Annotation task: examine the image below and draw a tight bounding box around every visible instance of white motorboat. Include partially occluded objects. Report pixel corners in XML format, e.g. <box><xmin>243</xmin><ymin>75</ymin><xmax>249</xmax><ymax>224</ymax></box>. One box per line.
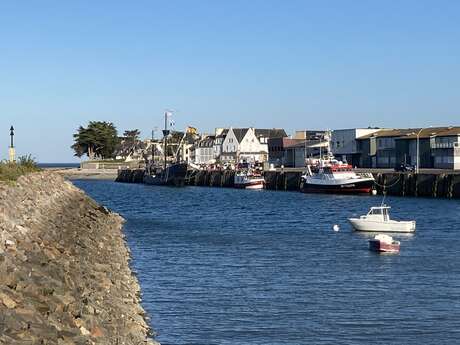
<box><xmin>348</xmin><ymin>205</ymin><xmax>416</xmax><ymax>233</ymax></box>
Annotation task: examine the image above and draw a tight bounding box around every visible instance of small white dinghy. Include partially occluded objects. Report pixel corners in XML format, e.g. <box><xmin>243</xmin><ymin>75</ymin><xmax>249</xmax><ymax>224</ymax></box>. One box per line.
<box><xmin>348</xmin><ymin>205</ymin><xmax>416</xmax><ymax>233</ymax></box>
<box><xmin>369</xmin><ymin>234</ymin><xmax>400</xmax><ymax>253</ymax></box>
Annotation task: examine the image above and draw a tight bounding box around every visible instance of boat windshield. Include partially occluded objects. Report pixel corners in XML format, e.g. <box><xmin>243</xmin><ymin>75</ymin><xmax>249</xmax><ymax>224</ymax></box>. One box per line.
<box><xmin>369</xmin><ymin>208</ymin><xmax>389</xmax><ymax>216</ymax></box>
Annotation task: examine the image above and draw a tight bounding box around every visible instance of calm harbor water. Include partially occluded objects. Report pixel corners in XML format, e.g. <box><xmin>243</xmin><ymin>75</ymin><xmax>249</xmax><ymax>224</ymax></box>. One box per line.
<box><xmin>74</xmin><ymin>180</ymin><xmax>460</xmax><ymax>345</ymax></box>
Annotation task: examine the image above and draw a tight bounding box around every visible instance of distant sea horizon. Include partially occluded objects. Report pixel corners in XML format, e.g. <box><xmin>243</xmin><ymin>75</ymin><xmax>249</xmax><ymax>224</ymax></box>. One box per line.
<box><xmin>38</xmin><ymin>163</ymin><xmax>80</xmax><ymax>169</ymax></box>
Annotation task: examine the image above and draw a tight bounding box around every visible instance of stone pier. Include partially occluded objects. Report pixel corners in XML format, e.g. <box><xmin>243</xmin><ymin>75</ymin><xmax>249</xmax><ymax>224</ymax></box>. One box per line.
<box><xmin>0</xmin><ymin>172</ymin><xmax>158</xmax><ymax>345</ymax></box>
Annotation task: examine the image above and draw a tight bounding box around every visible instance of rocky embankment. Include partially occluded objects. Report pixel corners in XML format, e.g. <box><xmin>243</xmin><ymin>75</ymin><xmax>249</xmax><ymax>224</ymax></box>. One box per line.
<box><xmin>0</xmin><ymin>172</ymin><xmax>158</xmax><ymax>344</ymax></box>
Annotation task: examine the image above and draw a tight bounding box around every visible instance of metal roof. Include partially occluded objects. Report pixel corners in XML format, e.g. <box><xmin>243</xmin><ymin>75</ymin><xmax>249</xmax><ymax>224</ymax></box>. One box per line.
<box><xmin>357</xmin><ymin>126</ymin><xmax>460</xmax><ymax>140</ymax></box>
<box><xmin>357</xmin><ymin>128</ymin><xmax>416</xmax><ymax>139</ymax></box>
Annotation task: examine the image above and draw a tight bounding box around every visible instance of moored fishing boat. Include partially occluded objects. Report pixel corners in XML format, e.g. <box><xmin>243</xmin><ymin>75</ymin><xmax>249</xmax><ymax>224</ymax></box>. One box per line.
<box><xmin>300</xmin><ymin>159</ymin><xmax>375</xmax><ymax>194</ymax></box>
<box><xmin>144</xmin><ymin>162</ymin><xmax>188</xmax><ymax>187</ymax></box>
<box><xmin>143</xmin><ymin>111</ymin><xmax>188</xmax><ymax>187</ymax></box>
<box><xmin>300</xmin><ymin>130</ymin><xmax>375</xmax><ymax>195</ymax></box>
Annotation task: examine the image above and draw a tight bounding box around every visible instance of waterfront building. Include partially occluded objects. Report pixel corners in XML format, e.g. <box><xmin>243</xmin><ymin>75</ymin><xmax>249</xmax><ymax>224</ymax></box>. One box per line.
<box><xmin>212</xmin><ymin>128</ymin><xmax>228</xmax><ymax>162</ymax></box>
<box><xmin>357</xmin><ymin>129</ymin><xmax>416</xmax><ymax>168</ymax></box>
<box><xmin>193</xmin><ymin>135</ymin><xmax>216</xmax><ymax>164</ymax></box>
<box><xmin>293</xmin><ymin>130</ymin><xmax>326</xmax><ymax>140</ymax></box>
<box><xmin>356</xmin><ymin>126</ymin><xmax>460</xmax><ymax>170</ymax></box>
<box><xmin>268</xmin><ymin>136</ymin><xmax>328</xmax><ymax>167</ymax></box>
<box><xmin>268</xmin><ymin>137</ymin><xmax>305</xmax><ymax>166</ymax></box>
<box><xmin>430</xmin><ymin>127</ymin><xmax>460</xmax><ymax>170</ymax></box>
<box><xmin>177</xmin><ymin>132</ymin><xmax>198</xmax><ymax>163</ymax></box>
<box><xmin>331</xmin><ymin>128</ymin><xmax>382</xmax><ymax>167</ymax></box>
<box><xmin>220</xmin><ymin>127</ymin><xmax>287</xmax><ymax>163</ymax></box>
<box><xmin>394</xmin><ymin>127</ymin><xmax>460</xmax><ymax>170</ymax></box>
<box><xmin>285</xmin><ymin>140</ymin><xmax>328</xmax><ymax>167</ymax></box>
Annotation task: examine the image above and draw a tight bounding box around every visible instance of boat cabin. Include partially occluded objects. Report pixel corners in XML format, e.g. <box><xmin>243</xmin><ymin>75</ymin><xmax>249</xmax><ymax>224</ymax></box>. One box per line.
<box><xmin>322</xmin><ymin>164</ymin><xmax>353</xmax><ymax>174</ymax></box>
<box><xmin>364</xmin><ymin>206</ymin><xmax>391</xmax><ymax>221</ymax></box>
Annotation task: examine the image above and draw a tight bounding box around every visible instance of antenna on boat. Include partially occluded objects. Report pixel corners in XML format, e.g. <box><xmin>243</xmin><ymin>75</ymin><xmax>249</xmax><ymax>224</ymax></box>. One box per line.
<box><xmin>381</xmin><ymin>189</ymin><xmax>387</xmax><ymax>207</ymax></box>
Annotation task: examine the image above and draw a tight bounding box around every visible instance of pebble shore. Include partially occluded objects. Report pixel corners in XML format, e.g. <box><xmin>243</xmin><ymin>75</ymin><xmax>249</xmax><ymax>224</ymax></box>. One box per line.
<box><xmin>0</xmin><ymin>172</ymin><xmax>158</xmax><ymax>344</ymax></box>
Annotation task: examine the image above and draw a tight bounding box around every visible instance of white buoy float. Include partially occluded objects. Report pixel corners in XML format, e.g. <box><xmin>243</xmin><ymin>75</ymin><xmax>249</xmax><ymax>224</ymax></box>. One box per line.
<box><xmin>332</xmin><ymin>224</ymin><xmax>340</xmax><ymax>232</ymax></box>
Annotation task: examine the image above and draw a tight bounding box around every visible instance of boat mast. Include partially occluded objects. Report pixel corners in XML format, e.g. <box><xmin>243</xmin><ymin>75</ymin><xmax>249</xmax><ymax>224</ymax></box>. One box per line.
<box><xmin>162</xmin><ymin>112</ymin><xmax>170</xmax><ymax>171</ymax></box>
<box><xmin>319</xmin><ymin>135</ymin><xmax>322</xmax><ymax>166</ymax></box>
<box><xmin>151</xmin><ymin>129</ymin><xmax>155</xmax><ymax>164</ymax></box>
<box><xmin>304</xmin><ymin>129</ymin><xmax>307</xmax><ymax>166</ymax></box>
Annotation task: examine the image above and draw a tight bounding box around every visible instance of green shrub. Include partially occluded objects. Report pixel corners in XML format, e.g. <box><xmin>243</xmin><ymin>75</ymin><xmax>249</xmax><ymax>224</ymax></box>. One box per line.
<box><xmin>0</xmin><ymin>155</ymin><xmax>41</xmax><ymax>182</ymax></box>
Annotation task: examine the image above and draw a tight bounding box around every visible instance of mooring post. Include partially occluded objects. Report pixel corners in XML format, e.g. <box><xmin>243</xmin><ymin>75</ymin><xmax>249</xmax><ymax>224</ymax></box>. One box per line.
<box><xmin>448</xmin><ymin>175</ymin><xmax>453</xmax><ymax>199</ymax></box>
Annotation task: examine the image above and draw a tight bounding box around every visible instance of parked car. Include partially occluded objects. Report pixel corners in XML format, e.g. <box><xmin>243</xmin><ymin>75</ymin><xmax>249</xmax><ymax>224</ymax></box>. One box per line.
<box><xmin>394</xmin><ymin>163</ymin><xmax>415</xmax><ymax>172</ymax></box>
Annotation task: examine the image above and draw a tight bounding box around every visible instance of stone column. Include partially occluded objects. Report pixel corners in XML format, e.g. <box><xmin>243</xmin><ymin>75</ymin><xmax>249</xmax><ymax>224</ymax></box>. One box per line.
<box><xmin>9</xmin><ymin>147</ymin><xmax>16</xmax><ymax>163</ymax></box>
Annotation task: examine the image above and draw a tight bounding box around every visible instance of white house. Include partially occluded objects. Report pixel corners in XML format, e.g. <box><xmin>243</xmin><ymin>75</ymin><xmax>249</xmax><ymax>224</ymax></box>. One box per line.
<box><xmin>193</xmin><ymin>135</ymin><xmax>216</xmax><ymax>164</ymax></box>
<box><xmin>220</xmin><ymin>127</ymin><xmax>287</xmax><ymax>163</ymax></box>
<box><xmin>213</xmin><ymin>128</ymin><xmax>227</xmax><ymax>162</ymax></box>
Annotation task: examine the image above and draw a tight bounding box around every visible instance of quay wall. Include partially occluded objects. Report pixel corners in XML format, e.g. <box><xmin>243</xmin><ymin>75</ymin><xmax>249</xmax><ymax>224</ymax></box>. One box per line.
<box><xmin>373</xmin><ymin>172</ymin><xmax>460</xmax><ymax>198</ymax></box>
<box><xmin>0</xmin><ymin>172</ymin><xmax>158</xmax><ymax>344</ymax></box>
<box><xmin>116</xmin><ymin>169</ymin><xmax>146</xmax><ymax>183</ymax></box>
<box><xmin>115</xmin><ymin>169</ymin><xmax>460</xmax><ymax>198</ymax></box>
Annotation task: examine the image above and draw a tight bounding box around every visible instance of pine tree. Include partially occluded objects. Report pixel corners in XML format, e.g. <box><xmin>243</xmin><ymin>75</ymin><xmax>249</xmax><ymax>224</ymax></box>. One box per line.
<box><xmin>71</xmin><ymin>121</ymin><xmax>120</xmax><ymax>160</ymax></box>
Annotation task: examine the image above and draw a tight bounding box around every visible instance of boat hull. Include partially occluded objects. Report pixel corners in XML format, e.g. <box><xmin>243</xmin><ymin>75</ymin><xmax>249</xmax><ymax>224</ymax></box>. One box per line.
<box><xmin>348</xmin><ymin>218</ymin><xmax>416</xmax><ymax>233</ymax></box>
<box><xmin>143</xmin><ymin>163</ymin><xmax>188</xmax><ymax>187</ymax></box>
<box><xmin>301</xmin><ymin>179</ymin><xmax>374</xmax><ymax>194</ymax></box>
<box><xmin>369</xmin><ymin>239</ymin><xmax>400</xmax><ymax>253</ymax></box>
<box><xmin>234</xmin><ymin>180</ymin><xmax>265</xmax><ymax>190</ymax></box>
<box><xmin>234</xmin><ymin>174</ymin><xmax>265</xmax><ymax>190</ymax></box>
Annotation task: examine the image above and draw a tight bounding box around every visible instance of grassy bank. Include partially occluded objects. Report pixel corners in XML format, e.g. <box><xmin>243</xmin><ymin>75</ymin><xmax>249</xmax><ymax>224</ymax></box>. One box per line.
<box><xmin>0</xmin><ymin>155</ymin><xmax>40</xmax><ymax>182</ymax></box>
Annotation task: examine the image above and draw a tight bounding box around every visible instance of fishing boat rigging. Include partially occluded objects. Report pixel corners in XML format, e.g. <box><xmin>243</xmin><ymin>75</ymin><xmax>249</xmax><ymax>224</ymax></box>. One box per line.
<box><xmin>143</xmin><ymin>111</ymin><xmax>188</xmax><ymax>187</ymax></box>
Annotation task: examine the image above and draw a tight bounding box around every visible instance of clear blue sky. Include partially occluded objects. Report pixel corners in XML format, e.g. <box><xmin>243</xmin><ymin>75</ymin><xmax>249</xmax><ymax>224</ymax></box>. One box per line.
<box><xmin>1</xmin><ymin>0</ymin><xmax>459</xmax><ymax>162</ymax></box>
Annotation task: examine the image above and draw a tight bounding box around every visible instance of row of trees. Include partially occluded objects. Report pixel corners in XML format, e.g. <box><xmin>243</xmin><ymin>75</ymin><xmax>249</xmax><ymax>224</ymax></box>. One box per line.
<box><xmin>71</xmin><ymin>121</ymin><xmax>141</xmax><ymax>160</ymax></box>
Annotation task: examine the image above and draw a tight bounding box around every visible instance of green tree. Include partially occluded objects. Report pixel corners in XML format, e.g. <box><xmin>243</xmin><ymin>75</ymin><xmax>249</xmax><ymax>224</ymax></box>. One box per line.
<box><xmin>71</xmin><ymin>121</ymin><xmax>120</xmax><ymax>160</ymax></box>
<box><xmin>123</xmin><ymin>129</ymin><xmax>140</xmax><ymax>140</ymax></box>
<box><xmin>123</xmin><ymin>129</ymin><xmax>141</xmax><ymax>147</ymax></box>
